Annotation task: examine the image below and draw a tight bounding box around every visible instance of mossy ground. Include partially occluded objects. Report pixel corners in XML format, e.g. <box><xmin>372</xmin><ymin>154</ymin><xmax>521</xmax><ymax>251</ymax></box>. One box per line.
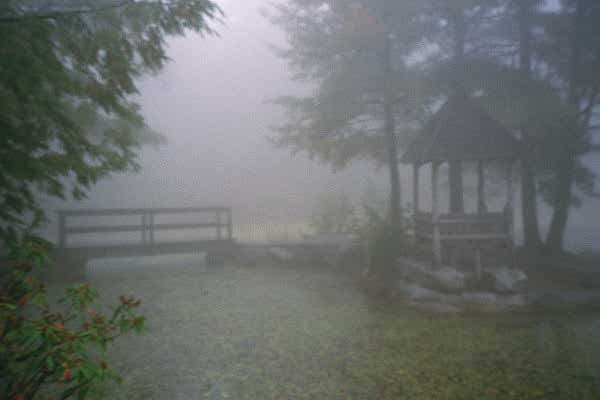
<box><xmin>64</xmin><ymin>257</ymin><xmax>600</xmax><ymax>399</ymax></box>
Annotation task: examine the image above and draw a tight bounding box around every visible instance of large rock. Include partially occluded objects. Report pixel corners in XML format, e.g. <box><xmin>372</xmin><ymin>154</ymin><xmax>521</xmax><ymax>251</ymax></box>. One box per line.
<box><xmin>267</xmin><ymin>247</ymin><xmax>295</xmax><ymax>262</ymax></box>
<box><xmin>302</xmin><ymin>233</ymin><xmax>357</xmax><ymax>249</ymax></box>
<box><xmin>394</xmin><ymin>280</ymin><xmax>531</xmax><ymax>313</ymax></box>
<box><xmin>461</xmin><ymin>292</ymin><xmax>528</xmax><ymax>310</ymax></box>
<box><xmin>527</xmin><ymin>290</ymin><xmax>600</xmax><ymax>307</ymax></box>
<box><xmin>397</xmin><ymin>257</ymin><xmax>467</xmax><ymax>293</ymax></box>
<box><xmin>393</xmin><ymin>281</ymin><xmax>462</xmax><ymax>313</ymax></box>
<box><xmin>394</xmin><ymin>281</ymin><xmax>460</xmax><ymax>303</ymax></box>
<box><xmin>406</xmin><ymin>301</ymin><xmax>462</xmax><ymax>314</ymax></box>
<box><xmin>238</xmin><ymin>245</ymin><xmax>299</xmax><ymax>265</ymax></box>
<box><xmin>236</xmin><ymin>245</ymin><xmax>271</xmax><ymax>266</ymax></box>
<box><xmin>302</xmin><ymin>233</ymin><xmax>359</xmax><ymax>267</ymax></box>
<box><xmin>483</xmin><ymin>267</ymin><xmax>528</xmax><ymax>293</ymax></box>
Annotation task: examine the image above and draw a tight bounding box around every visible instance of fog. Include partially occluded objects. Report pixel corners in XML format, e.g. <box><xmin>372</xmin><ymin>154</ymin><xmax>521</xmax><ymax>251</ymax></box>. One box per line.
<box><xmin>39</xmin><ymin>0</ymin><xmax>599</xmax><ymax>251</ymax></box>
<box><xmin>4</xmin><ymin>2</ymin><xmax>600</xmax><ymax>399</ymax></box>
<box><xmin>42</xmin><ymin>0</ymin><xmax>388</xmax><ymax>239</ymax></box>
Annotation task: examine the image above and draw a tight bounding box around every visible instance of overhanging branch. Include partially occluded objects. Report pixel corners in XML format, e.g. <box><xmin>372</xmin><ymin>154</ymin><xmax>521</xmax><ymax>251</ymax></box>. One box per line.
<box><xmin>0</xmin><ymin>0</ymin><xmax>148</xmax><ymax>23</ymax></box>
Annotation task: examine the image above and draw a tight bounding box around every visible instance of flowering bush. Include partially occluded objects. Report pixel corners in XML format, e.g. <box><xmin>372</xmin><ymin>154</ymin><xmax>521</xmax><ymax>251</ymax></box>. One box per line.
<box><xmin>0</xmin><ymin>236</ymin><xmax>146</xmax><ymax>400</ymax></box>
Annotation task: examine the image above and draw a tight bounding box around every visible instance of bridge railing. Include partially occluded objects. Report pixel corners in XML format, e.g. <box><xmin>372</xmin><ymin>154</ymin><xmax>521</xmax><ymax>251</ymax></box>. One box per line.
<box><xmin>57</xmin><ymin>207</ymin><xmax>233</xmax><ymax>249</ymax></box>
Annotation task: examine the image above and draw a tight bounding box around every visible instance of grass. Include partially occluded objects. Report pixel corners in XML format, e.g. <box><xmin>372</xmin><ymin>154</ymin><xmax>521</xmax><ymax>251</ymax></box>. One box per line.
<box><xmin>55</xmin><ymin>257</ymin><xmax>600</xmax><ymax>399</ymax></box>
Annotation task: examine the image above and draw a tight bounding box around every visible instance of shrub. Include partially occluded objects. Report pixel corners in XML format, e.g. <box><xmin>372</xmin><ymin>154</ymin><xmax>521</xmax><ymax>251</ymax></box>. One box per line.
<box><xmin>355</xmin><ymin>205</ymin><xmax>407</xmax><ymax>281</ymax></box>
<box><xmin>0</xmin><ymin>236</ymin><xmax>145</xmax><ymax>400</ymax></box>
<box><xmin>309</xmin><ymin>192</ymin><xmax>358</xmax><ymax>234</ymax></box>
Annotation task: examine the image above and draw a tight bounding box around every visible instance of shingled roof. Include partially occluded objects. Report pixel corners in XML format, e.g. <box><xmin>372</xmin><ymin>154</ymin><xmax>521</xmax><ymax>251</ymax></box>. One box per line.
<box><xmin>402</xmin><ymin>92</ymin><xmax>520</xmax><ymax>164</ymax></box>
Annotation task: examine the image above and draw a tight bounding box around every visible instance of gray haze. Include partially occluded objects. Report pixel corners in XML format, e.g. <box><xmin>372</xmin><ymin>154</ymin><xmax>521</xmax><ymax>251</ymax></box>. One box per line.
<box><xmin>44</xmin><ymin>0</ymin><xmax>390</xmax><ymax>234</ymax></box>
<box><xmin>44</xmin><ymin>0</ymin><xmax>599</xmax><ymax>250</ymax></box>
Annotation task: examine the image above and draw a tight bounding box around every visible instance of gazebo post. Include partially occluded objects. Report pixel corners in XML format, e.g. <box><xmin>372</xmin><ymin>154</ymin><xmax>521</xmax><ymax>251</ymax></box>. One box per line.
<box><xmin>413</xmin><ymin>163</ymin><xmax>420</xmax><ymax>216</ymax></box>
<box><xmin>431</xmin><ymin>161</ymin><xmax>442</xmax><ymax>266</ymax></box>
<box><xmin>505</xmin><ymin>160</ymin><xmax>515</xmax><ymax>265</ymax></box>
<box><xmin>449</xmin><ymin>160</ymin><xmax>464</xmax><ymax>214</ymax></box>
<box><xmin>477</xmin><ymin>160</ymin><xmax>487</xmax><ymax>214</ymax></box>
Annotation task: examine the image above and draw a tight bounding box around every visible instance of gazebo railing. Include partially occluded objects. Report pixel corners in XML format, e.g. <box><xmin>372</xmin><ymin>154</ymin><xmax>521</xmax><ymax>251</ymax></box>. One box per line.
<box><xmin>414</xmin><ymin>211</ymin><xmax>509</xmax><ymax>241</ymax></box>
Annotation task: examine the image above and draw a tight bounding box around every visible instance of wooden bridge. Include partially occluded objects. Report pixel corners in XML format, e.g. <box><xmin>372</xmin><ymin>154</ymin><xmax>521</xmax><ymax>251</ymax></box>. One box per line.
<box><xmin>52</xmin><ymin>207</ymin><xmax>238</xmax><ymax>280</ymax></box>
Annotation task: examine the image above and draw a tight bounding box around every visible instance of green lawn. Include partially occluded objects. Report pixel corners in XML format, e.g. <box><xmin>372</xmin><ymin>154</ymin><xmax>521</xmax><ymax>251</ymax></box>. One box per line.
<box><xmin>72</xmin><ymin>257</ymin><xmax>600</xmax><ymax>399</ymax></box>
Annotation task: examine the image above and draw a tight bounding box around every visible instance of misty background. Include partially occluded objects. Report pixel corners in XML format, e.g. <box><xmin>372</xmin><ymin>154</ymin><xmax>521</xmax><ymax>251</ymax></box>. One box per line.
<box><xmin>41</xmin><ymin>0</ymin><xmax>599</xmax><ymax>251</ymax></box>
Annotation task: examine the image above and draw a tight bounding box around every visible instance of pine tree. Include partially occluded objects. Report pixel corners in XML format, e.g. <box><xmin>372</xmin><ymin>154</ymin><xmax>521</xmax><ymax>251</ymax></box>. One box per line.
<box><xmin>269</xmin><ymin>0</ymin><xmax>430</xmax><ymax>228</ymax></box>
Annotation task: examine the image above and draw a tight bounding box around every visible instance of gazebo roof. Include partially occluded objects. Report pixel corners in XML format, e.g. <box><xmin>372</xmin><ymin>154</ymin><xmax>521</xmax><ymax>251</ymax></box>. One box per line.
<box><xmin>402</xmin><ymin>92</ymin><xmax>520</xmax><ymax>164</ymax></box>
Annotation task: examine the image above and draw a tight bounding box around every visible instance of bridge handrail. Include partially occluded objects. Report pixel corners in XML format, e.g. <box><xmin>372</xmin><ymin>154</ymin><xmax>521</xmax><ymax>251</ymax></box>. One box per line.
<box><xmin>57</xmin><ymin>207</ymin><xmax>233</xmax><ymax>249</ymax></box>
<box><xmin>57</xmin><ymin>206</ymin><xmax>230</xmax><ymax>217</ymax></box>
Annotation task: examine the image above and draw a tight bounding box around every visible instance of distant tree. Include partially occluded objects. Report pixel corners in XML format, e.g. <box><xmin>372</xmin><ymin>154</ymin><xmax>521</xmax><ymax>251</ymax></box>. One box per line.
<box><xmin>451</xmin><ymin>0</ymin><xmax>549</xmax><ymax>250</ymax></box>
<box><xmin>0</xmin><ymin>0</ymin><xmax>220</xmax><ymax>239</ymax></box>
<box><xmin>269</xmin><ymin>0</ymin><xmax>431</xmax><ymax>229</ymax></box>
<box><xmin>421</xmin><ymin>0</ymin><xmax>598</xmax><ymax>252</ymax></box>
<box><xmin>536</xmin><ymin>0</ymin><xmax>600</xmax><ymax>249</ymax></box>
<box><xmin>470</xmin><ymin>0</ymin><xmax>600</xmax><ymax>251</ymax></box>
<box><xmin>271</xmin><ymin>0</ymin><xmax>599</xmax><ymax>252</ymax></box>
<box><xmin>515</xmin><ymin>0</ymin><xmax>543</xmax><ymax>249</ymax></box>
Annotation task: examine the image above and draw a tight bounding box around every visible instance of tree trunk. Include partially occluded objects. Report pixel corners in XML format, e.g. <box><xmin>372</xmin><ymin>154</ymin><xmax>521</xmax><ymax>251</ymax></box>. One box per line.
<box><xmin>518</xmin><ymin>0</ymin><xmax>542</xmax><ymax>249</ymax></box>
<box><xmin>448</xmin><ymin>8</ymin><xmax>465</xmax><ymax>215</ymax></box>
<box><xmin>383</xmin><ymin>34</ymin><xmax>401</xmax><ymax>228</ymax></box>
<box><xmin>546</xmin><ymin>0</ymin><xmax>584</xmax><ymax>251</ymax></box>
<box><xmin>520</xmin><ymin>151</ymin><xmax>542</xmax><ymax>248</ymax></box>
<box><xmin>451</xmin><ymin>7</ymin><xmax>466</xmax><ymax>79</ymax></box>
<box><xmin>519</xmin><ymin>0</ymin><xmax>532</xmax><ymax>75</ymax></box>
<box><xmin>546</xmin><ymin>154</ymin><xmax>575</xmax><ymax>249</ymax></box>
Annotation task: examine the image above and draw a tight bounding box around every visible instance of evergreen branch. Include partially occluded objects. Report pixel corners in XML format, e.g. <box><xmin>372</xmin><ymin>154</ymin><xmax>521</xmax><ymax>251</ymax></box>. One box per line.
<box><xmin>0</xmin><ymin>0</ymin><xmax>174</xmax><ymax>23</ymax></box>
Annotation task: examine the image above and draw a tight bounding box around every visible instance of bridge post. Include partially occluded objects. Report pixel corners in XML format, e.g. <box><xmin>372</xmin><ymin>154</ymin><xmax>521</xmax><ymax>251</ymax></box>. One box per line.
<box><xmin>141</xmin><ymin>213</ymin><xmax>147</xmax><ymax>245</ymax></box>
<box><xmin>216</xmin><ymin>211</ymin><xmax>222</xmax><ymax>240</ymax></box>
<box><xmin>149</xmin><ymin>212</ymin><xmax>154</xmax><ymax>246</ymax></box>
<box><xmin>227</xmin><ymin>208</ymin><xmax>233</xmax><ymax>241</ymax></box>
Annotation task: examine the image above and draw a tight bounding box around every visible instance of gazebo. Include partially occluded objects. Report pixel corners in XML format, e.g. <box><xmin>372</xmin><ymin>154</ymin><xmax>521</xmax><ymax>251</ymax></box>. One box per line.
<box><xmin>402</xmin><ymin>92</ymin><xmax>520</xmax><ymax>270</ymax></box>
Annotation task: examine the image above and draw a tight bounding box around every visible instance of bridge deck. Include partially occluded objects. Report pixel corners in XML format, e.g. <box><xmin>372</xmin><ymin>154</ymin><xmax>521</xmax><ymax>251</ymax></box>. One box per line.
<box><xmin>57</xmin><ymin>239</ymin><xmax>237</xmax><ymax>260</ymax></box>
